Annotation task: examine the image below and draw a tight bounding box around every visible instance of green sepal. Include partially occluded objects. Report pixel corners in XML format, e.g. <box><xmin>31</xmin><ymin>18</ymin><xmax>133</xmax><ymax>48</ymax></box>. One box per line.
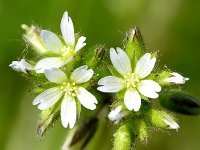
<box><xmin>21</xmin><ymin>24</ymin><xmax>49</xmax><ymax>54</ymax></box>
<box><xmin>108</xmin><ymin>65</ymin><xmax>122</xmax><ymax>78</ymax></box>
<box><xmin>113</xmin><ymin>124</ymin><xmax>133</xmax><ymax>150</ymax></box>
<box><xmin>36</xmin><ymin>102</ymin><xmax>60</xmax><ymax>138</ymax></box>
<box><xmin>138</xmin><ymin>120</ymin><xmax>148</xmax><ymax>143</ymax></box>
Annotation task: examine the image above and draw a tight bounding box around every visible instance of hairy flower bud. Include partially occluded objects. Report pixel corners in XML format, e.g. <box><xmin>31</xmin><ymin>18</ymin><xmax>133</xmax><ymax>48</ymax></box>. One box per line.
<box><xmin>125</xmin><ymin>27</ymin><xmax>145</xmax><ymax>67</ymax></box>
<box><xmin>113</xmin><ymin>124</ymin><xmax>133</xmax><ymax>150</ymax></box>
<box><xmin>37</xmin><ymin>105</ymin><xmax>60</xmax><ymax>137</ymax></box>
<box><xmin>147</xmin><ymin>109</ymin><xmax>179</xmax><ymax>130</ymax></box>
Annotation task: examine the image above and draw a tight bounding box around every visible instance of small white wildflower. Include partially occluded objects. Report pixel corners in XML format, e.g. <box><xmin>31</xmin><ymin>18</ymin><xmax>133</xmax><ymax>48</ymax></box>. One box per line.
<box><xmin>9</xmin><ymin>59</ymin><xmax>33</xmax><ymax>73</ymax></box>
<box><xmin>97</xmin><ymin>48</ymin><xmax>161</xmax><ymax>111</ymax></box>
<box><xmin>34</xmin><ymin>11</ymin><xmax>86</xmax><ymax>73</ymax></box>
<box><xmin>163</xmin><ymin>118</ymin><xmax>180</xmax><ymax>130</ymax></box>
<box><xmin>33</xmin><ymin>65</ymin><xmax>97</xmax><ymax>128</ymax></box>
<box><xmin>108</xmin><ymin>106</ymin><xmax>124</xmax><ymax>124</ymax></box>
<box><xmin>164</xmin><ymin>72</ymin><xmax>189</xmax><ymax>84</ymax></box>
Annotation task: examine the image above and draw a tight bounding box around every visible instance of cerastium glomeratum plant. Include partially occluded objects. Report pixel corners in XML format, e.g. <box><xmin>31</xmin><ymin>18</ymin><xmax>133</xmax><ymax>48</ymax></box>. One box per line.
<box><xmin>10</xmin><ymin>11</ymin><xmax>200</xmax><ymax>150</ymax></box>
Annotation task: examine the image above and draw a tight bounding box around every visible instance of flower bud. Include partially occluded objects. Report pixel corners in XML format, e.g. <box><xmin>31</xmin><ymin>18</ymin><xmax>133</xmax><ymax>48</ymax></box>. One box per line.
<box><xmin>138</xmin><ymin>120</ymin><xmax>148</xmax><ymax>143</ymax></box>
<box><xmin>113</xmin><ymin>124</ymin><xmax>132</xmax><ymax>150</ymax></box>
<box><xmin>108</xmin><ymin>106</ymin><xmax>125</xmax><ymax>124</ymax></box>
<box><xmin>83</xmin><ymin>46</ymin><xmax>106</xmax><ymax>68</ymax></box>
<box><xmin>125</xmin><ymin>27</ymin><xmax>145</xmax><ymax>67</ymax></box>
<box><xmin>21</xmin><ymin>24</ymin><xmax>49</xmax><ymax>53</ymax></box>
<box><xmin>147</xmin><ymin>109</ymin><xmax>179</xmax><ymax>130</ymax></box>
<box><xmin>37</xmin><ymin>105</ymin><xmax>60</xmax><ymax>137</ymax></box>
<box><xmin>159</xmin><ymin>90</ymin><xmax>200</xmax><ymax>115</ymax></box>
<box><xmin>9</xmin><ymin>59</ymin><xmax>34</xmax><ymax>73</ymax></box>
<box><xmin>163</xmin><ymin>72</ymin><xmax>189</xmax><ymax>84</ymax></box>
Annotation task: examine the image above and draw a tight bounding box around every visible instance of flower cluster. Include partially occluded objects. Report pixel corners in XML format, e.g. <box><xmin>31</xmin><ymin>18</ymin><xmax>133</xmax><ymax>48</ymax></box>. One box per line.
<box><xmin>10</xmin><ymin>10</ymin><xmax>193</xmax><ymax>149</ymax></box>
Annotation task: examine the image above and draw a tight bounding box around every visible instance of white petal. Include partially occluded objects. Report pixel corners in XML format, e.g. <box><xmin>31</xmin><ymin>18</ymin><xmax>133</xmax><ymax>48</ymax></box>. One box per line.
<box><xmin>124</xmin><ymin>89</ymin><xmax>141</xmax><ymax>111</ymax></box>
<box><xmin>108</xmin><ymin>106</ymin><xmax>124</xmax><ymax>124</ymax></box>
<box><xmin>34</xmin><ymin>57</ymin><xmax>65</xmax><ymax>73</ymax></box>
<box><xmin>9</xmin><ymin>59</ymin><xmax>33</xmax><ymax>73</ymax></box>
<box><xmin>75</xmin><ymin>36</ymin><xmax>86</xmax><ymax>53</ymax></box>
<box><xmin>135</xmin><ymin>53</ymin><xmax>156</xmax><ymax>79</ymax></box>
<box><xmin>61</xmin><ymin>96</ymin><xmax>76</xmax><ymax>128</ymax></box>
<box><xmin>97</xmin><ymin>76</ymin><xmax>124</xmax><ymax>93</ymax></box>
<box><xmin>165</xmin><ymin>72</ymin><xmax>189</xmax><ymax>84</ymax></box>
<box><xmin>60</xmin><ymin>11</ymin><xmax>75</xmax><ymax>47</ymax></box>
<box><xmin>138</xmin><ymin>80</ymin><xmax>161</xmax><ymax>99</ymax></box>
<box><xmin>44</xmin><ymin>68</ymin><xmax>67</xmax><ymax>84</ymax></box>
<box><xmin>33</xmin><ymin>87</ymin><xmax>62</xmax><ymax>110</ymax></box>
<box><xmin>70</xmin><ymin>65</ymin><xmax>93</xmax><ymax>84</ymax></box>
<box><xmin>41</xmin><ymin>30</ymin><xmax>63</xmax><ymax>54</ymax></box>
<box><xmin>163</xmin><ymin>118</ymin><xmax>180</xmax><ymax>130</ymax></box>
<box><xmin>9</xmin><ymin>61</ymin><xmax>21</xmax><ymax>72</ymax></box>
<box><xmin>110</xmin><ymin>47</ymin><xmax>132</xmax><ymax>76</ymax></box>
<box><xmin>20</xmin><ymin>59</ymin><xmax>34</xmax><ymax>72</ymax></box>
<box><xmin>76</xmin><ymin>87</ymin><xmax>97</xmax><ymax>110</ymax></box>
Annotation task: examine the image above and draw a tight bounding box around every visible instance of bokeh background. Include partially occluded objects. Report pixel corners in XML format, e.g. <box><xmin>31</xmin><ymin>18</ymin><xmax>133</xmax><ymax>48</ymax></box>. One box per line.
<box><xmin>0</xmin><ymin>0</ymin><xmax>200</xmax><ymax>150</ymax></box>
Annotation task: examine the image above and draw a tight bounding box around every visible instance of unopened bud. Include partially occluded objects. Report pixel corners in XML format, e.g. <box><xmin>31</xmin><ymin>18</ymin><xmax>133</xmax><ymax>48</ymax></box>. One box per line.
<box><xmin>125</xmin><ymin>27</ymin><xmax>145</xmax><ymax>67</ymax></box>
<box><xmin>22</xmin><ymin>24</ymin><xmax>48</xmax><ymax>53</ymax></box>
<box><xmin>9</xmin><ymin>59</ymin><xmax>34</xmax><ymax>73</ymax></box>
<box><xmin>148</xmin><ymin>109</ymin><xmax>179</xmax><ymax>130</ymax></box>
<box><xmin>159</xmin><ymin>90</ymin><xmax>200</xmax><ymax>115</ymax></box>
<box><xmin>108</xmin><ymin>106</ymin><xmax>125</xmax><ymax>124</ymax></box>
<box><xmin>37</xmin><ymin>105</ymin><xmax>60</xmax><ymax>137</ymax></box>
<box><xmin>113</xmin><ymin>124</ymin><xmax>132</xmax><ymax>150</ymax></box>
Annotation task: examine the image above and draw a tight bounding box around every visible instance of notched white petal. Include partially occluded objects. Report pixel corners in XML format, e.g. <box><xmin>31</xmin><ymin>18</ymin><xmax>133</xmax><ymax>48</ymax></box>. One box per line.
<box><xmin>138</xmin><ymin>80</ymin><xmax>161</xmax><ymax>99</ymax></box>
<box><xmin>97</xmin><ymin>76</ymin><xmax>124</xmax><ymax>93</ymax></box>
<box><xmin>61</xmin><ymin>96</ymin><xmax>76</xmax><ymax>128</ymax></box>
<box><xmin>124</xmin><ymin>89</ymin><xmax>141</xmax><ymax>111</ymax></box>
<box><xmin>60</xmin><ymin>11</ymin><xmax>75</xmax><ymax>47</ymax></box>
<box><xmin>70</xmin><ymin>65</ymin><xmax>93</xmax><ymax>84</ymax></box>
<box><xmin>75</xmin><ymin>36</ymin><xmax>86</xmax><ymax>53</ymax></box>
<box><xmin>76</xmin><ymin>87</ymin><xmax>97</xmax><ymax>110</ymax></box>
<box><xmin>110</xmin><ymin>47</ymin><xmax>132</xmax><ymax>76</ymax></box>
<box><xmin>41</xmin><ymin>30</ymin><xmax>63</xmax><ymax>54</ymax></box>
<box><xmin>33</xmin><ymin>87</ymin><xmax>62</xmax><ymax>110</ymax></box>
<box><xmin>44</xmin><ymin>68</ymin><xmax>67</xmax><ymax>84</ymax></box>
<box><xmin>34</xmin><ymin>57</ymin><xmax>65</xmax><ymax>73</ymax></box>
<box><xmin>135</xmin><ymin>53</ymin><xmax>156</xmax><ymax>79</ymax></box>
<box><xmin>163</xmin><ymin>118</ymin><xmax>180</xmax><ymax>130</ymax></box>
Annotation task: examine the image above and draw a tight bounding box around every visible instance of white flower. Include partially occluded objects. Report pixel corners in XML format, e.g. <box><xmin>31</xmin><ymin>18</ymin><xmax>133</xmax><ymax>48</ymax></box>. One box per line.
<box><xmin>9</xmin><ymin>59</ymin><xmax>34</xmax><ymax>73</ymax></box>
<box><xmin>108</xmin><ymin>106</ymin><xmax>125</xmax><ymax>124</ymax></box>
<box><xmin>163</xmin><ymin>118</ymin><xmax>180</xmax><ymax>130</ymax></box>
<box><xmin>33</xmin><ymin>66</ymin><xmax>97</xmax><ymax>128</ymax></box>
<box><xmin>164</xmin><ymin>72</ymin><xmax>189</xmax><ymax>84</ymax></box>
<box><xmin>97</xmin><ymin>47</ymin><xmax>161</xmax><ymax>111</ymax></box>
<box><xmin>34</xmin><ymin>11</ymin><xmax>86</xmax><ymax>73</ymax></box>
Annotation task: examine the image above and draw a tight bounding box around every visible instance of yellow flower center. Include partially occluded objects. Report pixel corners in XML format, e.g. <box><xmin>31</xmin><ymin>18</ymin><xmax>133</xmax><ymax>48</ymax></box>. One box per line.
<box><xmin>60</xmin><ymin>82</ymin><xmax>77</xmax><ymax>97</ymax></box>
<box><xmin>60</xmin><ymin>46</ymin><xmax>74</xmax><ymax>59</ymax></box>
<box><xmin>123</xmin><ymin>73</ymin><xmax>140</xmax><ymax>89</ymax></box>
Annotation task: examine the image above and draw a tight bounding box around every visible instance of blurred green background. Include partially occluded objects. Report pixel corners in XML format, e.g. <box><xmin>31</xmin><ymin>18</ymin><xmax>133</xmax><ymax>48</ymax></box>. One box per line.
<box><xmin>0</xmin><ymin>0</ymin><xmax>200</xmax><ymax>150</ymax></box>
